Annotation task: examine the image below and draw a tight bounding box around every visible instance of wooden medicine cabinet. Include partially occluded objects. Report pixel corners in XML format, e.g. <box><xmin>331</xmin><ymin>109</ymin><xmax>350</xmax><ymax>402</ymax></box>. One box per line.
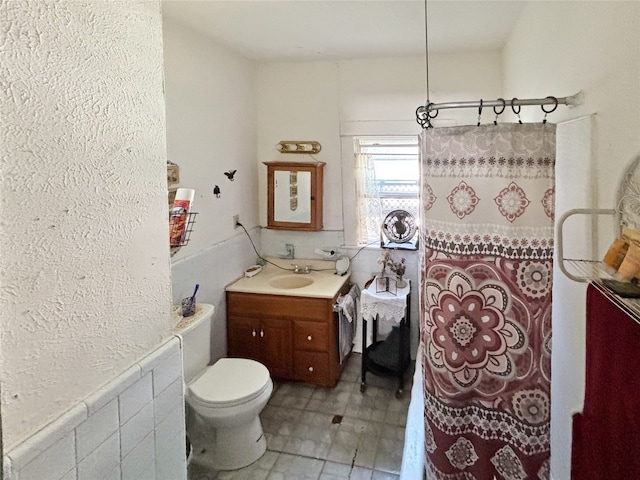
<box><xmin>264</xmin><ymin>161</ymin><xmax>324</xmax><ymax>231</ymax></box>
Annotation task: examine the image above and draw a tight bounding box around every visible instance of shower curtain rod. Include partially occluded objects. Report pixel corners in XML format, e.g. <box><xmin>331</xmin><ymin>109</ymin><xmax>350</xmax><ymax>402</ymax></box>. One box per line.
<box><xmin>418</xmin><ymin>92</ymin><xmax>583</xmax><ymax>114</ymax></box>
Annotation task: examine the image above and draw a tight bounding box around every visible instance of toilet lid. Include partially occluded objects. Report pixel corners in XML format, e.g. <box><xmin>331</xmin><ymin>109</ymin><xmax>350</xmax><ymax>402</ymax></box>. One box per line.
<box><xmin>187</xmin><ymin>358</ymin><xmax>271</xmax><ymax>408</ymax></box>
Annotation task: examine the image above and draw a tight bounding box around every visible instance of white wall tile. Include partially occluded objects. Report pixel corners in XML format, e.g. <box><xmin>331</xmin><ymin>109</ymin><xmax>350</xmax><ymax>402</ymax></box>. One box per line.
<box><xmin>138</xmin><ymin>338</ymin><xmax>180</xmax><ymax>377</ymax></box>
<box><xmin>8</xmin><ymin>403</ymin><xmax>86</xmax><ymax>470</ymax></box>
<box><xmin>3</xmin><ymin>455</ymin><xmax>15</xmax><ymax>480</ymax></box>
<box><xmin>154</xmin><ymin>378</ymin><xmax>183</xmax><ymax>426</ymax></box>
<box><xmin>155</xmin><ymin>406</ymin><xmax>185</xmax><ymax>449</ymax></box>
<box><xmin>76</xmin><ymin>399</ymin><xmax>119</xmax><ymax>462</ymax></box>
<box><xmin>102</xmin><ymin>467</ymin><xmax>122</xmax><ymax>480</ymax></box>
<box><xmin>85</xmin><ymin>365</ymin><xmax>141</xmax><ymax>416</ymax></box>
<box><xmin>77</xmin><ymin>432</ymin><xmax>120</xmax><ymax>480</ymax></box>
<box><xmin>156</xmin><ymin>445</ymin><xmax>186</xmax><ymax>480</ymax></box>
<box><xmin>152</xmin><ymin>351</ymin><xmax>182</xmax><ymax>396</ymax></box>
<box><xmin>8</xmin><ymin>338</ymin><xmax>187</xmax><ymax>480</ymax></box>
<box><xmin>170</xmin><ymin>233</ymin><xmax>260</xmax><ymax>363</ymax></box>
<box><xmin>121</xmin><ymin>432</ymin><xmax>155</xmax><ymax>480</ymax></box>
<box><xmin>155</xmin><ymin>407</ymin><xmax>187</xmax><ymax>480</ymax></box>
<box><xmin>17</xmin><ymin>432</ymin><xmax>75</xmax><ymax>480</ymax></box>
<box><xmin>120</xmin><ymin>402</ymin><xmax>155</xmax><ymax>459</ymax></box>
<box><xmin>60</xmin><ymin>468</ymin><xmax>77</xmax><ymax>480</ymax></box>
<box><xmin>119</xmin><ymin>373</ymin><xmax>153</xmax><ymax>426</ymax></box>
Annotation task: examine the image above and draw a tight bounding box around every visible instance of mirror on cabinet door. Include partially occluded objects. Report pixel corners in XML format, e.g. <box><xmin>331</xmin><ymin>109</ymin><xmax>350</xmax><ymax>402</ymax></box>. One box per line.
<box><xmin>264</xmin><ymin>161</ymin><xmax>325</xmax><ymax>231</ymax></box>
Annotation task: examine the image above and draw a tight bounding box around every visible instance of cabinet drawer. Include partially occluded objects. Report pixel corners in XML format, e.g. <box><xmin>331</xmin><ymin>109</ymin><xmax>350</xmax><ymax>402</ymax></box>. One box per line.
<box><xmin>294</xmin><ymin>321</ymin><xmax>329</xmax><ymax>351</ymax></box>
<box><xmin>227</xmin><ymin>292</ymin><xmax>328</xmax><ymax>321</ymax></box>
<box><xmin>293</xmin><ymin>351</ymin><xmax>330</xmax><ymax>385</ymax></box>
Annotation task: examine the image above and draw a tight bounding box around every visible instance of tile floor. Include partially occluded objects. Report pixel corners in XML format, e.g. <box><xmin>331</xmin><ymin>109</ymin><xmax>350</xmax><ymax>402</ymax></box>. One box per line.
<box><xmin>188</xmin><ymin>353</ymin><xmax>414</xmax><ymax>480</ymax></box>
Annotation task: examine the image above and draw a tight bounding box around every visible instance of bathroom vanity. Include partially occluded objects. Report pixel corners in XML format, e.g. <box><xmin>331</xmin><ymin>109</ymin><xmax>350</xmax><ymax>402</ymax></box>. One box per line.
<box><xmin>226</xmin><ymin>258</ymin><xmax>351</xmax><ymax>387</ymax></box>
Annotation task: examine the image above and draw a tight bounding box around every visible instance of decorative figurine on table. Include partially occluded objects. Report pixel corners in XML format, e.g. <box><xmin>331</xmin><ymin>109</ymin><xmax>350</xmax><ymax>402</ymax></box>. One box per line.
<box><xmin>377</xmin><ymin>251</ymin><xmax>407</xmax><ymax>289</ymax></box>
<box><xmin>377</xmin><ymin>250</ymin><xmax>391</xmax><ymax>276</ymax></box>
<box><xmin>390</xmin><ymin>257</ymin><xmax>407</xmax><ymax>288</ymax></box>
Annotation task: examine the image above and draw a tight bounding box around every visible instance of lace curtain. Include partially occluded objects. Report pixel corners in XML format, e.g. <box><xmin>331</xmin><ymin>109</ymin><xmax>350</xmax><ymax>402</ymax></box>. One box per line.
<box><xmin>355</xmin><ymin>153</ymin><xmax>383</xmax><ymax>244</ymax></box>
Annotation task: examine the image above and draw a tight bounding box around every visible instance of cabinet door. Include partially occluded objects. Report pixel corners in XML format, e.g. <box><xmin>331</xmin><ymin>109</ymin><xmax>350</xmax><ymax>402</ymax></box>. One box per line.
<box><xmin>227</xmin><ymin>316</ymin><xmax>261</xmax><ymax>362</ymax></box>
<box><xmin>263</xmin><ymin>161</ymin><xmax>325</xmax><ymax>231</ymax></box>
<box><xmin>260</xmin><ymin>318</ymin><xmax>292</xmax><ymax>378</ymax></box>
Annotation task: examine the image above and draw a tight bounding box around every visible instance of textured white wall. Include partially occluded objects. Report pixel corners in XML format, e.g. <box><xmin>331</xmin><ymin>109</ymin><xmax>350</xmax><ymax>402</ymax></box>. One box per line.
<box><xmin>503</xmin><ymin>3</ymin><xmax>640</xmax><ymax>479</ymax></box>
<box><xmin>163</xmin><ymin>18</ymin><xmax>259</xmax><ymax>259</ymax></box>
<box><xmin>0</xmin><ymin>0</ymin><xmax>172</xmax><ymax>449</ymax></box>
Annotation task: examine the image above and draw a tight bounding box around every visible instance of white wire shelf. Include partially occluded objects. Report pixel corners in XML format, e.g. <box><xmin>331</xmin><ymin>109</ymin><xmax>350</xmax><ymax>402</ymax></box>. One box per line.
<box><xmin>558</xmin><ymin>209</ymin><xmax>640</xmax><ymax>325</ymax></box>
<box><xmin>559</xmin><ymin>259</ymin><xmax>614</xmax><ymax>282</ymax></box>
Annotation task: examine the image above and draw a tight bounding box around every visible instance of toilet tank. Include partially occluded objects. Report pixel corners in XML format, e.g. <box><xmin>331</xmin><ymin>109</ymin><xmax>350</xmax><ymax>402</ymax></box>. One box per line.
<box><xmin>173</xmin><ymin>303</ymin><xmax>215</xmax><ymax>383</ymax></box>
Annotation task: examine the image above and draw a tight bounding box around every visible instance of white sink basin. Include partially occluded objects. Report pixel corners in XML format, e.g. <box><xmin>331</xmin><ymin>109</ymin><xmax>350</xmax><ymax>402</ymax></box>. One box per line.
<box><xmin>269</xmin><ymin>275</ymin><xmax>315</xmax><ymax>289</ymax></box>
<box><xmin>226</xmin><ymin>257</ymin><xmax>350</xmax><ymax>298</ymax></box>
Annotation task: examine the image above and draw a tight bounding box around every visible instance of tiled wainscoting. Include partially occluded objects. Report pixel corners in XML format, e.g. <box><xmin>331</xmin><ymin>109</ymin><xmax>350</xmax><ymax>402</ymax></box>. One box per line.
<box><xmin>3</xmin><ymin>337</ymin><xmax>187</xmax><ymax>480</ymax></box>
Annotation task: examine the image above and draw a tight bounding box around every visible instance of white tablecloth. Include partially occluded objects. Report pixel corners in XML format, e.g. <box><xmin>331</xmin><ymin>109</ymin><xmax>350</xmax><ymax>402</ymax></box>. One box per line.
<box><xmin>360</xmin><ymin>276</ymin><xmax>410</xmax><ymax>325</ymax></box>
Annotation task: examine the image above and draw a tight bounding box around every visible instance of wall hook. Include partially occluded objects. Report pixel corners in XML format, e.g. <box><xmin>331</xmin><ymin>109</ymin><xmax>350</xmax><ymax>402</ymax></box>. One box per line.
<box><xmin>213</xmin><ymin>185</ymin><xmax>221</xmax><ymax>198</ymax></box>
<box><xmin>224</xmin><ymin>170</ymin><xmax>237</xmax><ymax>181</ymax></box>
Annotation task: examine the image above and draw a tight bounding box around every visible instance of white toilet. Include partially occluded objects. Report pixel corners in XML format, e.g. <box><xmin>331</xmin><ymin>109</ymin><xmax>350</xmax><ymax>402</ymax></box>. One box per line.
<box><xmin>175</xmin><ymin>303</ymin><xmax>273</xmax><ymax>470</ymax></box>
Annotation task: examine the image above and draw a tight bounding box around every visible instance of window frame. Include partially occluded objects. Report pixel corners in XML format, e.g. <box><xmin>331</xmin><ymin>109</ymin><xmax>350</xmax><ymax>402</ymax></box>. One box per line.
<box><xmin>340</xmin><ymin>123</ymin><xmax>421</xmax><ymax>247</ymax></box>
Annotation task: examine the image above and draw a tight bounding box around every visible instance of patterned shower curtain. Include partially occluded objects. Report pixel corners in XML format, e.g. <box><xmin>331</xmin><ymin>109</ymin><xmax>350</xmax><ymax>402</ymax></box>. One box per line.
<box><xmin>419</xmin><ymin>123</ymin><xmax>554</xmax><ymax>480</ymax></box>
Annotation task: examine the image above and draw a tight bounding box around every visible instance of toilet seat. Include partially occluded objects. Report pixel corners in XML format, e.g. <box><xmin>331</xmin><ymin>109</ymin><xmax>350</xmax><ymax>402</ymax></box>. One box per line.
<box><xmin>187</xmin><ymin>358</ymin><xmax>271</xmax><ymax>408</ymax></box>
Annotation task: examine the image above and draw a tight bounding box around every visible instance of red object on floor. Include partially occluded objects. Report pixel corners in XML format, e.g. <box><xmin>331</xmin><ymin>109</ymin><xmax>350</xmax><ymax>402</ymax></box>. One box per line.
<box><xmin>571</xmin><ymin>284</ymin><xmax>640</xmax><ymax>479</ymax></box>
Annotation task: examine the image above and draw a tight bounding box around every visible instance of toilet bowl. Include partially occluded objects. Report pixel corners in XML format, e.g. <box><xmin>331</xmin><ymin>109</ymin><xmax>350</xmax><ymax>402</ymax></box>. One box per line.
<box><xmin>173</xmin><ymin>304</ymin><xmax>273</xmax><ymax>471</ymax></box>
<box><xmin>186</xmin><ymin>358</ymin><xmax>273</xmax><ymax>470</ymax></box>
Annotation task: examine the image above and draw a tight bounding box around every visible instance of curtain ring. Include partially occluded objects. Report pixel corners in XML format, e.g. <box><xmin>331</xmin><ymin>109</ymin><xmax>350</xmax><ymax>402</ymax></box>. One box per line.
<box><xmin>541</xmin><ymin>96</ymin><xmax>558</xmax><ymax>114</ymax></box>
<box><xmin>511</xmin><ymin>98</ymin><xmax>522</xmax><ymax>124</ymax></box>
<box><xmin>415</xmin><ymin>105</ymin><xmax>428</xmax><ymax>127</ymax></box>
<box><xmin>427</xmin><ymin>102</ymin><xmax>439</xmax><ymax>120</ymax></box>
<box><xmin>493</xmin><ymin>98</ymin><xmax>505</xmax><ymax>125</ymax></box>
<box><xmin>416</xmin><ymin>103</ymin><xmax>438</xmax><ymax>128</ymax></box>
<box><xmin>477</xmin><ymin>99</ymin><xmax>483</xmax><ymax>127</ymax></box>
<box><xmin>511</xmin><ymin>98</ymin><xmax>521</xmax><ymax>114</ymax></box>
<box><xmin>541</xmin><ymin>96</ymin><xmax>558</xmax><ymax>124</ymax></box>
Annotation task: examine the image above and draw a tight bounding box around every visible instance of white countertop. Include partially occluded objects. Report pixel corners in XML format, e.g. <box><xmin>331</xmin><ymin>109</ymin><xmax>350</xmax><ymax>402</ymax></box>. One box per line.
<box><xmin>225</xmin><ymin>257</ymin><xmax>350</xmax><ymax>298</ymax></box>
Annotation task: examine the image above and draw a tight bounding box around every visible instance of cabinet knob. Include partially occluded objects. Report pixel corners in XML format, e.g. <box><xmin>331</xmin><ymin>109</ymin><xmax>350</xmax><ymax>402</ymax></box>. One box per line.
<box><xmin>307</xmin><ymin>335</ymin><xmax>312</xmax><ymax>341</ymax></box>
<box><xmin>260</xmin><ymin>329</ymin><xmax>264</xmax><ymax>338</ymax></box>
<box><xmin>308</xmin><ymin>366</ymin><xmax>314</xmax><ymax>372</ymax></box>
<box><xmin>252</xmin><ymin>329</ymin><xmax>256</xmax><ymax>337</ymax></box>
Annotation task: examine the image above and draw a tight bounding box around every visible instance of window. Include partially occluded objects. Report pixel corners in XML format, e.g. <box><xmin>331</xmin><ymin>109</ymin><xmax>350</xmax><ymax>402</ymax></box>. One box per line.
<box><xmin>354</xmin><ymin>136</ymin><xmax>419</xmax><ymax>245</ymax></box>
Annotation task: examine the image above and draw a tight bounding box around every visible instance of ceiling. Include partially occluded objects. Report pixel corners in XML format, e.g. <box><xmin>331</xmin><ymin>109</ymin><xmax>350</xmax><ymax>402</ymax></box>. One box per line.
<box><xmin>161</xmin><ymin>0</ymin><xmax>527</xmax><ymax>62</ymax></box>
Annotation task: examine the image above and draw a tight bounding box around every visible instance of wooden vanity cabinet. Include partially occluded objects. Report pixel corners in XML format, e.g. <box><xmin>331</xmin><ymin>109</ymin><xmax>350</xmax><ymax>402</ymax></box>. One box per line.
<box><xmin>226</xmin><ymin>284</ymin><xmax>350</xmax><ymax>387</ymax></box>
<box><xmin>226</xmin><ymin>316</ymin><xmax>292</xmax><ymax>379</ymax></box>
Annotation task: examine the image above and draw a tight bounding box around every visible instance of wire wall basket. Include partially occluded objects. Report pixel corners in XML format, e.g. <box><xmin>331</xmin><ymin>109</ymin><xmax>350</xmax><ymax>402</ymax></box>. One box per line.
<box><xmin>170</xmin><ymin>211</ymin><xmax>198</xmax><ymax>256</ymax></box>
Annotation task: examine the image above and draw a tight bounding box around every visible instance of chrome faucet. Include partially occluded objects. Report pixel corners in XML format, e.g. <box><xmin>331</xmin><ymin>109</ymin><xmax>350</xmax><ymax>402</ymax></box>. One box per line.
<box><xmin>291</xmin><ymin>264</ymin><xmax>312</xmax><ymax>274</ymax></box>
